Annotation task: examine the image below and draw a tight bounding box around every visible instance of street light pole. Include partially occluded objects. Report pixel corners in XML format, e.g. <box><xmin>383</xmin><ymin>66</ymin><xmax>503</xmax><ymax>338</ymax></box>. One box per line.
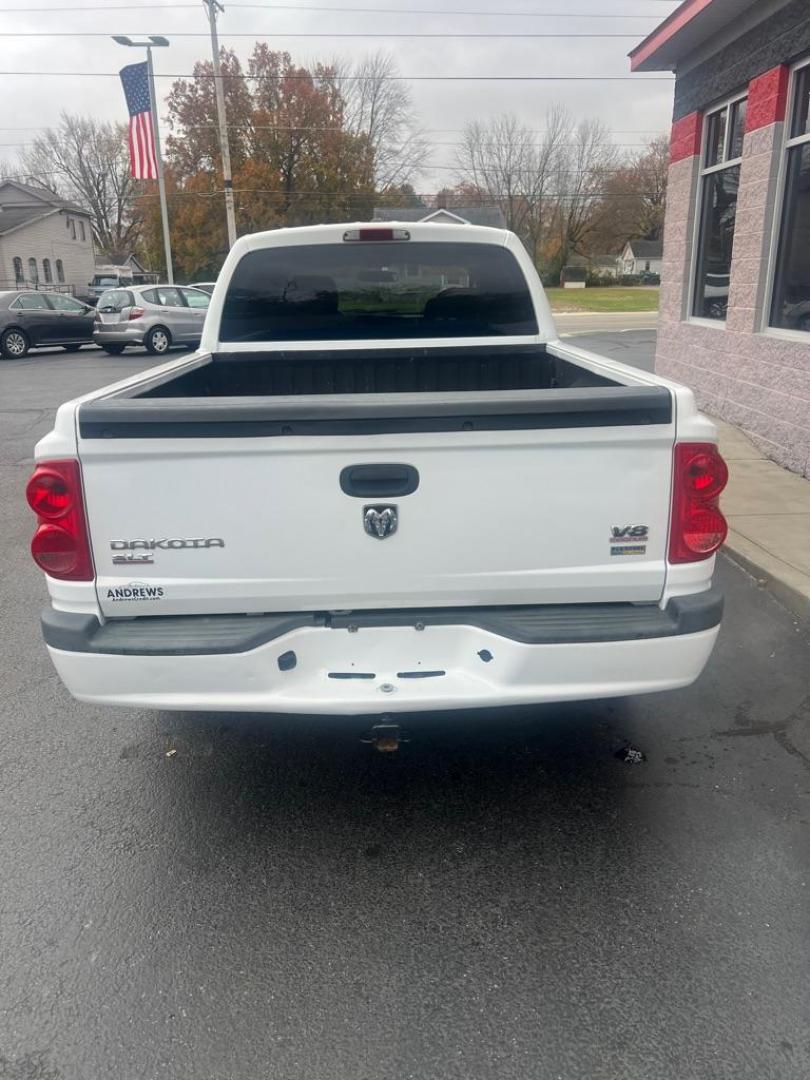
<box><xmin>113</xmin><ymin>35</ymin><xmax>174</xmax><ymax>283</ymax></box>
<box><xmin>145</xmin><ymin>45</ymin><xmax>174</xmax><ymax>284</ymax></box>
<box><xmin>202</xmin><ymin>0</ymin><xmax>237</xmax><ymax>249</ymax></box>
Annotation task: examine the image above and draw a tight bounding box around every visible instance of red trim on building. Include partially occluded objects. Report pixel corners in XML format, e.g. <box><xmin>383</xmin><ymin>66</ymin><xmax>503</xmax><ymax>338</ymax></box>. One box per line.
<box><xmin>629</xmin><ymin>0</ymin><xmax>715</xmax><ymax>72</ymax></box>
<box><xmin>746</xmin><ymin>65</ymin><xmax>791</xmax><ymax>132</ymax></box>
<box><xmin>670</xmin><ymin>112</ymin><xmax>703</xmax><ymax>164</ymax></box>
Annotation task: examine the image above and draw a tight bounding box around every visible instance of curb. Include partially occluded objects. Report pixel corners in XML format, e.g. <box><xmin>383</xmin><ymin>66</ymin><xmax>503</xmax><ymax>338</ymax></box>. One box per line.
<box><xmin>722</xmin><ymin>529</ymin><xmax>810</xmax><ymax>623</ymax></box>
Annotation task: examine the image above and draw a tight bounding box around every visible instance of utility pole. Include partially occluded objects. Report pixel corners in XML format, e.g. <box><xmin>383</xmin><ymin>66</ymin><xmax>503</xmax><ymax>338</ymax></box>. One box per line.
<box><xmin>202</xmin><ymin>0</ymin><xmax>237</xmax><ymax>248</ymax></box>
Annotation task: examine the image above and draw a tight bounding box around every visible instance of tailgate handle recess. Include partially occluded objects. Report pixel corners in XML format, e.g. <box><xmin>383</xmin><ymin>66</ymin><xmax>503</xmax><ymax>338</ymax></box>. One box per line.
<box><xmin>340</xmin><ymin>464</ymin><xmax>419</xmax><ymax>498</ymax></box>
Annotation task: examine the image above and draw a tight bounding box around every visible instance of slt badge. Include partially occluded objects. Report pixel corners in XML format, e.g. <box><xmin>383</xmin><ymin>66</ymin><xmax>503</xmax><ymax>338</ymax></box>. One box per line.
<box><xmin>110</xmin><ymin>537</ymin><xmax>225</xmax><ymax>565</ymax></box>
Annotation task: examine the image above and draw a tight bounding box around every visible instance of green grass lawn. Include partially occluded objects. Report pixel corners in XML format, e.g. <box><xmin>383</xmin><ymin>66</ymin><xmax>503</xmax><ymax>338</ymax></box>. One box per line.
<box><xmin>545</xmin><ymin>287</ymin><xmax>660</xmax><ymax>313</ymax></box>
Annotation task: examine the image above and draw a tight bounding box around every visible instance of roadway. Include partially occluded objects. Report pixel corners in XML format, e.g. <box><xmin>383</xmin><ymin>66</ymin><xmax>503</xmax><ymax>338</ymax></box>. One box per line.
<box><xmin>1</xmin><ymin>333</ymin><xmax>809</xmax><ymax>1080</ymax></box>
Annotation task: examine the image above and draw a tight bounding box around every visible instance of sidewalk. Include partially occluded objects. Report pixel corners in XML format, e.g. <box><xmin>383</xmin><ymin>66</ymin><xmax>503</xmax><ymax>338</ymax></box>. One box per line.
<box><xmin>714</xmin><ymin>419</ymin><xmax>810</xmax><ymax>620</ymax></box>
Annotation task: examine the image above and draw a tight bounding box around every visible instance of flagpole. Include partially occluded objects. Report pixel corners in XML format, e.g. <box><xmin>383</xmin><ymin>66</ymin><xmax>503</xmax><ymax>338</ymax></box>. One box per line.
<box><xmin>146</xmin><ymin>45</ymin><xmax>174</xmax><ymax>285</ymax></box>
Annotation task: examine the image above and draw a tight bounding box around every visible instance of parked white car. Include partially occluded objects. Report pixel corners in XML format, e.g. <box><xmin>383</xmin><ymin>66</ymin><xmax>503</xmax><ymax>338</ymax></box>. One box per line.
<box><xmin>27</xmin><ymin>222</ymin><xmax>727</xmax><ymax>716</ymax></box>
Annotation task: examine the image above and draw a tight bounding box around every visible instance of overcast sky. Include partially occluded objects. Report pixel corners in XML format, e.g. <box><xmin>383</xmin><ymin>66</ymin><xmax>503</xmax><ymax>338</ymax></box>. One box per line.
<box><xmin>3</xmin><ymin>0</ymin><xmax>680</xmax><ymax>192</ymax></box>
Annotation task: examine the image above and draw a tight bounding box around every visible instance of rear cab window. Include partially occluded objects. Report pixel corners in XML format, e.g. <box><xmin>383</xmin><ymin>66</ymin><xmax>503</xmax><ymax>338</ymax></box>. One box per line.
<box><xmin>219</xmin><ymin>241</ymin><xmax>538</xmax><ymax>342</ymax></box>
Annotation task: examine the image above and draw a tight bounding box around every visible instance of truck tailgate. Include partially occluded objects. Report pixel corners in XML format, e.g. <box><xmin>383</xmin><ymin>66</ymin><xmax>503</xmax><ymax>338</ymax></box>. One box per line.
<box><xmin>78</xmin><ymin>402</ymin><xmax>675</xmax><ymax>617</ymax></box>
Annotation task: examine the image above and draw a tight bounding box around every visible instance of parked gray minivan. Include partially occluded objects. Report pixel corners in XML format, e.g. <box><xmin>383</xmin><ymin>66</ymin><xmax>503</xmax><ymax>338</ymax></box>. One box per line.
<box><xmin>93</xmin><ymin>284</ymin><xmax>210</xmax><ymax>355</ymax></box>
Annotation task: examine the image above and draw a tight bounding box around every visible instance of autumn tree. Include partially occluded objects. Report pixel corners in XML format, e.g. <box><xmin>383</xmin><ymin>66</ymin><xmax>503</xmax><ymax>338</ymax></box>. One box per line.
<box><xmin>21</xmin><ymin>112</ymin><xmax>143</xmax><ymax>260</ymax></box>
<box><xmin>587</xmin><ymin>134</ymin><xmax>669</xmax><ymax>255</ymax></box>
<box><xmin>375</xmin><ymin>182</ymin><xmax>426</xmax><ymax>210</ymax></box>
<box><xmin>153</xmin><ymin>46</ymin><xmax>386</xmax><ymax>278</ymax></box>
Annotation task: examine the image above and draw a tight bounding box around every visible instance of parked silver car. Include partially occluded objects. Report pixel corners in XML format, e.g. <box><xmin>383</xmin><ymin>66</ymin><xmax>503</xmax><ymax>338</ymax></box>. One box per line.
<box><xmin>93</xmin><ymin>284</ymin><xmax>210</xmax><ymax>355</ymax></box>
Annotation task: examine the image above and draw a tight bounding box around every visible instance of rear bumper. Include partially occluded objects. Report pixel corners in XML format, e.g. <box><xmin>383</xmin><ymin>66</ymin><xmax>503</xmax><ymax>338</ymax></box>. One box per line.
<box><xmin>42</xmin><ymin>593</ymin><xmax>722</xmax><ymax>714</ymax></box>
<box><xmin>93</xmin><ymin>327</ymin><xmax>145</xmax><ymax>346</ymax></box>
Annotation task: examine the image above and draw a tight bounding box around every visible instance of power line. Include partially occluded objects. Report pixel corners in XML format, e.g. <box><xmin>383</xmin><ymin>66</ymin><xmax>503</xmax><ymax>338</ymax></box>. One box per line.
<box><xmin>0</xmin><ymin>71</ymin><xmax>674</xmax><ymax>81</ymax></box>
<box><xmin>129</xmin><ymin>187</ymin><xmax>666</xmax><ymax>200</ymax></box>
<box><xmin>0</xmin><ymin>1</ymin><xmax>668</xmax><ymax>14</ymax></box>
<box><xmin>0</xmin><ymin>165</ymin><xmax>665</xmax><ymax>193</ymax></box>
<box><xmin>0</xmin><ymin>126</ymin><xmax>666</xmax><ymax>133</ymax></box>
<box><xmin>2</xmin><ymin>136</ymin><xmax>661</xmax><ymax>154</ymax></box>
<box><xmin>0</xmin><ymin>146</ymin><xmax>655</xmax><ymax>167</ymax></box>
<box><xmin>0</xmin><ymin>169</ymin><xmax>671</xmax><ymax>198</ymax></box>
<box><xmin>0</xmin><ymin>31</ymin><xmax>645</xmax><ymax>38</ymax></box>
<box><xmin>0</xmin><ymin>168</ymin><xmax>665</xmax><ymax>195</ymax></box>
<box><xmin>229</xmin><ymin>2</ymin><xmax>666</xmax><ymax>13</ymax></box>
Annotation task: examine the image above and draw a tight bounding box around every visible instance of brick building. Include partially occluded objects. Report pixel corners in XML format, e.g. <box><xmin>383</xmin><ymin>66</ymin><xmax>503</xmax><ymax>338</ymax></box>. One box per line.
<box><xmin>631</xmin><ymin>0</ymin><xmax>810</xmax><ymax>476</ymax></box>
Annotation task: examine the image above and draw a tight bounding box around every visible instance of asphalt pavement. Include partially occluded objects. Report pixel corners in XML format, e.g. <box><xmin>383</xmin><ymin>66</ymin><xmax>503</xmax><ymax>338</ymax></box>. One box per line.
<box><xmin>558</xmin><ymin>325</ymin><xmax>658</xmax><ymax>374</ymax></box>
<box><xmin>554</xmin><ymin>310</ymin><xmax>659</xmax><ymax>337</ymax></box>
<box><xmin>1</xmin><ymin>343</ymin><xmax>809</xmax><ymax>1080</ymax></box>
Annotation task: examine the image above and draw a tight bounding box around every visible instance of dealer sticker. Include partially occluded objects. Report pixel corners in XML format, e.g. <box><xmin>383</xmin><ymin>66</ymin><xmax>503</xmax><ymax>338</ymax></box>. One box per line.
<box><xmin>106</xmin><ymin>582</ymin><xmax>165</xmax><ymax>602</ymax></box>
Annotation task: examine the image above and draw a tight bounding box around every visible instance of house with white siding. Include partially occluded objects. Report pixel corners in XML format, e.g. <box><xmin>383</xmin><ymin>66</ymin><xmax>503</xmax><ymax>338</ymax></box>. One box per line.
<box><xmin>0</xmin><ymin>180</ymin><xmax>96</xmax><ymax>299</ymax></box>
<box><xmin>619</xmin><ymin>239</ymin><xmax>663</xmax><ymax>277</ymax></box>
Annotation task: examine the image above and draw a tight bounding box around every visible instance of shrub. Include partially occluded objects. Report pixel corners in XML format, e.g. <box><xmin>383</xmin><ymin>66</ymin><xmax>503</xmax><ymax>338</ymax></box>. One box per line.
<box><xmin>585</xmin><ymin>271</ymin><xmax>619</xmax><ymax>287</ymax></box>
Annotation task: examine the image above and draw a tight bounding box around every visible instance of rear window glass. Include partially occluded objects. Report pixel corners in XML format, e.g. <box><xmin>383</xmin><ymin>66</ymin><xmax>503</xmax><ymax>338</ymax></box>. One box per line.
<box><xmin>97</xmin><ymin>290</ymin><xmax>133</xmax><ymax>310</ymax></box>
<box><xmin>219</xmin><ymin>241</ymin><xmax>538</xmax><ymax>342</ymax></box>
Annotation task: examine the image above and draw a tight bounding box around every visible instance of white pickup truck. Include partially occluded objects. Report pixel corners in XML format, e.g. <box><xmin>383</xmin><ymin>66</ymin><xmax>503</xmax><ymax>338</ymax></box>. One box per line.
<box><xmin>27</xmin><ymin>222</ymin><xmax>728</xmax><ymax>716</ymax></box>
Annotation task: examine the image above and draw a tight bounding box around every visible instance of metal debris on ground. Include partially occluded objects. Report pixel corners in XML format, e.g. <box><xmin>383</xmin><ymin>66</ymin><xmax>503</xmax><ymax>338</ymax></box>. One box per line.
<box><xmin>615</xmin><ymin>745</ymin><xmax>646</xmax><ymax>764</ymax></box>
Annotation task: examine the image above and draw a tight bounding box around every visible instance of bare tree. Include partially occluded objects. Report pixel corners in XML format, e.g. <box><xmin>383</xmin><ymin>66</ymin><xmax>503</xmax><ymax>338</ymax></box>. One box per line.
<box><xmin>522</xmin><ymin>105</ymin><xmax>569</xmax><ymax>265</ymax></box>
<box><xmin>342</xmin><ymin>51</ymin><xmax>430</xmax><ymax>190</ymax></box>
<box><xmin>455</xmin><ymin>108</ymin><xmax>568</xmax><ymax>263</ymax></box>
<box><xmin>554</xmin><ymin>117</ymin><xmax>619</xmax><ymax>266</ymax></box>
<box><xmin>21</xmin><ymin>113</ymin><xmax>143</xmax><ymax>260</ymax></box>
<box><xmin>629</xmin><ymin>133</ymin><xmax>669</xmax><ymax>240</ymax></box>
<box><xmin>456</xmin><ymin>114</ymin><xmax>533</xmax><ymax>235</ymax></box>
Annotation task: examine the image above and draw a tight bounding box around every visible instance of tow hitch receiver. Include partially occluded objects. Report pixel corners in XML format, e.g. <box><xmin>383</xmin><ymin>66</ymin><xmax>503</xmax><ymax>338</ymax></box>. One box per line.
<box><xmin>361</xmin><ymin>721</ymin><xmax>409</xmax><ymax>753</ymax></box>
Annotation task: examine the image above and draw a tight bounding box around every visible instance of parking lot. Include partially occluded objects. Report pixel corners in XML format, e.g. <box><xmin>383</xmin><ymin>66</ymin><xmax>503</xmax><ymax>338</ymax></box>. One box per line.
<box><xmin>1</xmin><ymin>343</ymin><xmax>809</xmax><ymax>1080</ymax></box>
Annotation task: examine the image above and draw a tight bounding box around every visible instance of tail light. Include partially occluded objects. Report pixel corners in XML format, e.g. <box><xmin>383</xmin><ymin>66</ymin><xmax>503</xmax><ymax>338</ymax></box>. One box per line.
<box><xmin>26</xmin><ymin>460</ymin><xmax>94</xmax><ymax>580</ymax></box>
<box><xmin>128</xmin><ymin>307</ymin><xmax>145</xmax><ymax>320</ymax></box>
<box><xmin>669</xmin><ymin>442</ymin><xmax>729</xmax><ymax>563</ymax></box>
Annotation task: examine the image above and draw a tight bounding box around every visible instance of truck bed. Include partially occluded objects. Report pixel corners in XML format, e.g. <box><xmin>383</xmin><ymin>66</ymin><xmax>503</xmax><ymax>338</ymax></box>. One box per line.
<box><xmin>137</xmin><ymin>344</ymin><xmax>614</xmax><ymax>397</ymax></box>
<box><xmin>77</xmin><ymin>344</ymin><xmax>671</xmax><ymax>439</ymax></box>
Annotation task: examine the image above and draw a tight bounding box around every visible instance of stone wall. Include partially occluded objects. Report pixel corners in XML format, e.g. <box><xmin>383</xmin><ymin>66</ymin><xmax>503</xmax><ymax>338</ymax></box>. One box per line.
<box><xmin>656</xmin><ymin>63</ymin><xmax>810</xmax><ymax>478</ymax></box>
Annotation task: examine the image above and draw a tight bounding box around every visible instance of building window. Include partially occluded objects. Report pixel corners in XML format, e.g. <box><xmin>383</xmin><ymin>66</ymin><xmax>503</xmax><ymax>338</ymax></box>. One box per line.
<box><xmin>56</xmin><ymin>259</ymin><xmax>65</xmax><ymax>283</ymax></box>
<box><xmin>769</xmin><ymin>62</ymin><xmax>810</xmax><ymax>333</ymax></box>
<box><xmin>692</xmin><ymin>94</ymin><xmax>747</xmax><ymax>320</ymax></box>
<box><xmin>71</xmin><ymin>220</ymin><xmax>76</xmax><ymax>240</ymax></box>
<box><xmin>43</xmin><ymin>258</ymin><xmax>53</xmax><ymax>284</ymax></box>
<box><xmin>28</xmin><ymin>257</ymin><xmax>39</xmax><ymax>285</ymax></box>
<box><xmin>12</xmin><ymin>256</ymin><xmax>23</xmax><ymax>286</ymax></box>
<box><xmin>79</xmin><ymin>221</ymin><xmax>86</xmax><ymax>242</ymax></box>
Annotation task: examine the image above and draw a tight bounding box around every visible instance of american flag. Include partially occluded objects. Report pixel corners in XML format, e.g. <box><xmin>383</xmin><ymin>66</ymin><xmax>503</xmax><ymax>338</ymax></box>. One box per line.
<box><xmin>120</xmin><ymin>62</ymin><xmax>158</xmax><ymax>180</ymax></box>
